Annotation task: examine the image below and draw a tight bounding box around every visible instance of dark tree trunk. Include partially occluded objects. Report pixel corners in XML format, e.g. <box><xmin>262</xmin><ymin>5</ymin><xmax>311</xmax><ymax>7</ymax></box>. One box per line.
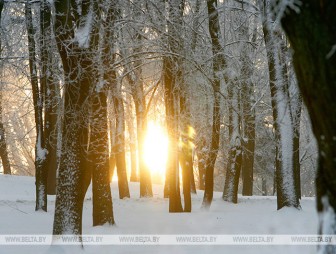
<box><xmin>103</xmin><ymin>4</ymin><xmax>130</xmax><ymax>199</ymax></box>
<box><xmin>0</xmin><ymin>1</ymin><xmax>11</xmax><ymax>175</ymax></box>
<box><xmin>25</xmin><ymin>2</ymin><xmax>47</xmax><ymax>212</ymax></box>
<box><xmin>197</xmin><ymin>138</ymin><xmax>207</xmax><ymax>190</ymax></box>
<box><xmin>163</xmin><ymin>0</ymin><xmax>185</xmax><ymax>212</ymax></box>
<box><xmin>127</xmin><ymin>95</ymin><xmax>138</xmax><ymax>182</ymax></box>
<box><xmin>179</xmin><ymin>86</ymin><xmax>192</xmax><ymax>211</ymax></box>
<box><xmin>262</xmin><ymin>178</ymin><xmax>267</xmax><ymax>196</ymax></box>
<box><xmin>0</xmin><ymin>96</ymin><xmax>11</xmax><ymax>175</ymax></box>
<box><xmin>134</xmin><ymin>89</ymin><xmax>153</xmax><ymax>197</ymax></box>
<box><xmin>40</xmin><ymin>0</ymin><xmax>59</xmax><ymax>195</ymax></box>
<box><xmin>90</xmin><ymin>87</ymin><xmax>114</xmax><ymax>226</ymax></box>
<box><xmin>280</xmin><ymin>1</ymin><xmax>336</xmax><ymax>252</ymax></box>
<box><xmin>163</xmin><ymin>55</ymin><xmax>183</xmax><ymax>212</ymax></box>
<box><xmin>112</xmin><ymin>92</ymin><xmax>130</xmax><ymax>199</ymax></box>
<box><xmin>53</xmin><ymin>0</ymin><xmax>93</xmax><ymax>238</ymax></box>
<box><xmin>291</xmin><ymin>93</ymin><xmax>302</xmax><ymax>199</ymax></box>
<box><xmin>241</xmin><ymin>24</ymin><xmax>256</xmax><ymax>197</ymax></box>
<box><xmin>202</xmin><ymin>0</ymin><xmax>225</xmax><ymax>209</ymax></box>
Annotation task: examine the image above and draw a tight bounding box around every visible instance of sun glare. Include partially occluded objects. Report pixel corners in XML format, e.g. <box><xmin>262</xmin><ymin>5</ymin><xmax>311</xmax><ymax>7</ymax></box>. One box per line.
<box><xmin>144</xmin><ymin>121</ymin><xmax>169</xmax><ymax>183</ymax></box>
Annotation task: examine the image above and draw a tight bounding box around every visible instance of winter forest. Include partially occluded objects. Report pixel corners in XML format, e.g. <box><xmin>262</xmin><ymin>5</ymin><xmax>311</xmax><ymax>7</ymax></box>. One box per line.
<box><xmin>0</xmin><ymin>0</ymin><xmax>335</xmax><ymax>253</ymax></box>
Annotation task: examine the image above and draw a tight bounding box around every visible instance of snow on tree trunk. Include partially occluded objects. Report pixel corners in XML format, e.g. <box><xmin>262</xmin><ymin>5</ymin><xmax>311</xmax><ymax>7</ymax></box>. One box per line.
<box><xmin>202</xmin><ymin>0</ymin><xmax>225</xmax><ymax>209</ymax></box>
<box><xmin>40</xmin><ymin>0</ymin><xmax>59</xmax><ymax>196</ymax></box>
<box><xmin>90</xmin><ymin>85</ymin><xmax>114</xmax><ymax>226</ymax></box>
<box><xmin>223</xmin><ymin>86</ymin><xmax>242</xmax><ymax>204</ymax></box>
<box><xmin>25</xmin><ymin>2</ymin><xmax>48</xmax><ymax>212</ymax></box>
<box><xmin>53</xmin><ymin>0</ymin><xmax>96</xmax><ymax>239</ymax></box>
<box><xmin>260</xmin><ymin>0</ymin><xmax>300</xmax><ymax>210</ymax></box>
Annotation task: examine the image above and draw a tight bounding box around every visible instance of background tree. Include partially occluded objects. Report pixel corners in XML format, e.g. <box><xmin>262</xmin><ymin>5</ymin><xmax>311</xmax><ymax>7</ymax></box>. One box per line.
<box><xmin>25</xmin><ymin>1</ymin><xmax>48</xmax><ymax>211</ymax></box>
<box><xmin>260</xmin><ymin>0</ymin><xmax>300</xmax><ymax>209</ymax></box>
<box><xmin>202</xmin><ymin>0</ymin><xmax>226</xmax><ymax>209</ymax></box>
<box><xmin>0</xmin><ymin>0</ymin><xmax>11</xmax><ymax>175</ymax></box>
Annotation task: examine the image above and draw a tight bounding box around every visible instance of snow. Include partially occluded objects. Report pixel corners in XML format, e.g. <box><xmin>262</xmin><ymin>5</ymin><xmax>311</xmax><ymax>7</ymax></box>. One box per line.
<box><xmin>0</xmin><ymin>174</ymin><xmax>319</xmax><ymax>254</ymax></box>
<box><xmin>272</xmin><ymin>0</ymin><xmax>301</xmax><ymax>22</ymax></box>
<box><xmin>74</xmin><ymin>10</ymin><xmax>93</xmax><ymax>49</ymax></box>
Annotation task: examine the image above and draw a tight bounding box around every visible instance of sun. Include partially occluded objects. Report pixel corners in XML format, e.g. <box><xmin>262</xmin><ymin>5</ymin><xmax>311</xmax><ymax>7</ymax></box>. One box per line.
<box><xmin>143</xmin><ymin>121</ymin><xmax>169</xmax><ymax>183</ymax></box>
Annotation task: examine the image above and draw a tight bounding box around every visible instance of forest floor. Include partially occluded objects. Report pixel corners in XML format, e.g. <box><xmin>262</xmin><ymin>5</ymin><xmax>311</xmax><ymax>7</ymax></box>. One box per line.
<box><xmin>0</xmin><ymin>174</ymin><xmax>318</xmax><ymax>254</ymax></box>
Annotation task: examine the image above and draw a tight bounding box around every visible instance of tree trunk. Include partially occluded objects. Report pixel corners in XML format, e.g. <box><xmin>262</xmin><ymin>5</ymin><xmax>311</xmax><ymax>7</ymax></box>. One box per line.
<box><xmin>90</xmin><ymin>86</ymin><xmax>114</xmax><ymax>226</ymax></box>
<box><xmin>223</xmin><ymin>86</ymin><xmax>242</xmax><ymax>204</ymax></box>
<box><xmin>241</xmin><ymin>23</ymin><xmax>256</xmax><ymax>197</ymax></box>
<box><xmin>0</xmin><ymin>1</ymin><xmax>11</xmax><ymax>175</ymax></box>
<box><xmin>179</xmin><ymin>85</ymin><xmax>192</xmax><ymax>210</ymax></box>
<box><xmin>164</xmin><ymin>0</ymin><xmax>185</xmax><ymax>213</ymax></box>
<box><xmin>126</xmin><ymin>95</ymin><xmax>138</xmax><ymax>182</ymax></box>
<box><xmin>102</xmin><ymin>4</ymin><xmax>130</xmax><ymax>199</ymax></box>
<box><xmin>112</xmin><ymin>91</ymin><xmax>130</xmax><ymax>199</ymax></box>
<box><xmin>260</xmin><ymin>0</ymin><xmax>300</xmax><ymax>209</ymax></box>
<box><xmin>134</xmin><ymin>88</ymin><xmax>153</xmax><ymax>197</ymax></box>
<box><xmin>0</xmin><ymin>94</ymin><xmax>11</xmax><ymax>175</ymax></box>
<box><xmin>291</xmin><ymin>88</ymin><xmax>302</xmax><ymax>199</ymax></box>
<box><xmin>280</xmin><ymin>1</ymin><xmax>336</xmax><ymax>252</ymax></box>
<box><xmin>197</xmin><ymin>138</ymin><xmax>207</xmax><ymax>190</ymax></box>
<box><xmin>53</xmin><ymin>0</ymin><xmax>93</xmax><ymax>238</ymax></box>
<box><xmin>25</xmin><ymin>2</ymin><xmax>47</xmax><ymax>212</ymax></box>
<box><xmin>202</xmin><ymin>0</ymin><xmax>225</xmax><ymax>209</ymax></box>
<box><xmin>40</xmin><ymin>0</ymin><xmax>59</xmax><ymax>195</ymax></box>
<box><xmin>163</xmin><ymin>55</ymin><xmax>183</xmax><ymax>212</ymax></box>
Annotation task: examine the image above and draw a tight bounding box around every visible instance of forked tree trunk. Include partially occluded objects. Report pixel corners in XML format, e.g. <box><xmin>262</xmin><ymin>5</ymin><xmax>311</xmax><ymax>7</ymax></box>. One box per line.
<box><xmin>280</xmin><ymin>1</ymin><xmax>336</xmax><ymax>253</ymax></box>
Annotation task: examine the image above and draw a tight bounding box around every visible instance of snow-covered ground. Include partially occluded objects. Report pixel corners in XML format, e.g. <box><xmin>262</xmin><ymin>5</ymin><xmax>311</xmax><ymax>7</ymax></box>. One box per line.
<box><xmin>0</xmin><ymin>175</ymin><xmax>318</xmax><ymax>254</ymax></box>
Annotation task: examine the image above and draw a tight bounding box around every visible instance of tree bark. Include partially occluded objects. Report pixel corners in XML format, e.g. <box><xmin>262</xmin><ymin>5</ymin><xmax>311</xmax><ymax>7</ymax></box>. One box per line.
<box><xmin>25</xmin><ymin>2</ymin><xmax>47</xmax><ymax>212</ymax></box>
<box><xmin>112</xmin><ymin>91</ymin><xmax>130</xmax><ymax>199</ymax></box>
<box><xmin>202</xmin><ymin>0</ymin><xmax>225</xmax><ymax>209</ymax></box>
<box><xmin>260</xmin><ymin>0</ymin><xmax>300</xmax><ymax>209</ymax></box>
<box><xmin>103</xmin><ymin>3</ymin><xmax>130</xmax><ymax>199</ymax></box>
<box><xmin>40</xmin><ymin>0</ymin><xmax>59</xmax><ymax>195</ymax></box>
<box><xmin>280</xmin><ymin>1</ymin><xmax>336</xmax><ymax>252</ymax></box>
<box><xmin>223</xmin><ymin>86</ymin><xmax>242</xmax><ymax>204</ymax></box>
<box><xmin>0</xmin><ymin>2</ymin><xmax>11</xmax><ymax>175</ymax></box>
<box><xmin>90</xmin><ymin>86</ymin><xmax>114</xmax><ymax>226</ymax></box>
<box><xmin>0</xmin><ymin>92</ymin><xmax>11</xmax><ymax>175</ymax></box>
<box><xmin>241</xmin><ymin>23</ymin><xmax>256</xmax><ymax>197</ymax></box>
<box><xmin>53</xmin><ymin>0</ymin><xmax>94</xmax><ymax>238</ymax></box>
